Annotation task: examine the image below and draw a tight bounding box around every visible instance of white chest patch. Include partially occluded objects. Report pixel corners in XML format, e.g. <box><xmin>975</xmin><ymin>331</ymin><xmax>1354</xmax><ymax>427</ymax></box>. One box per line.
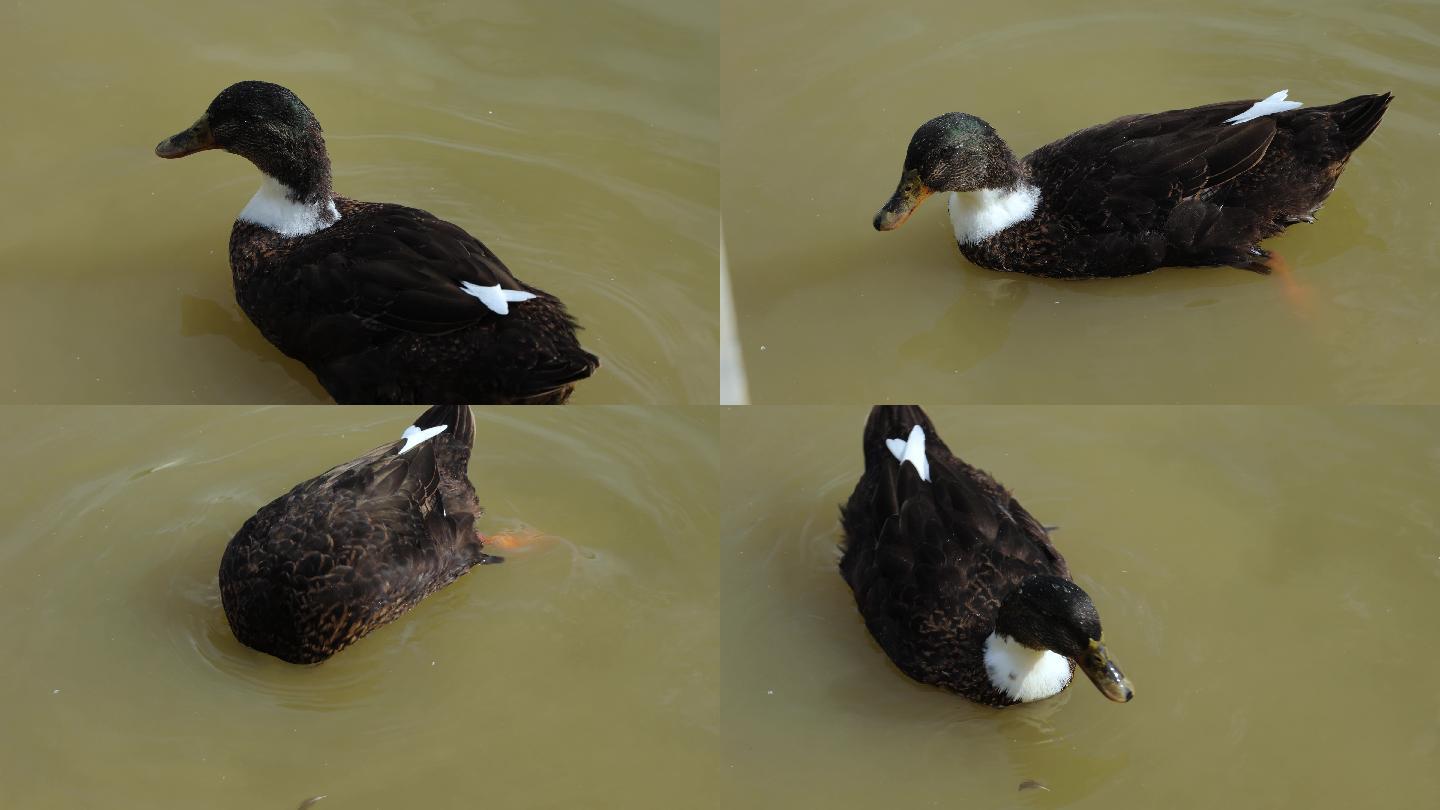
<box><xmin>398</xmin><ymin>423</ymin><xmax>447</xmax><ymax>454</ymax></box>
<box><xmin>237</xmin><ymin>175</ymin><xmax>340</xmax><ymax>237</ymax></box>
<box><xmin>1224</xmin><ymin>89</ymin><xmax>1303</xmax><ymax>125</ymax></box>
<box><xmin>947</xmin><ymin>184</ymin><xmax>1041</xmax><ymax>245</ymax></box>
<box><xmin>983</xmin><ymin>632</ymin><xmax>1073</xmax><ymax>703</ymax></box>
<box><xmin>459</xmin><ymin>281</ymin><xmax>538</xmax><ymax>316</ymax></box>
<box><xmin>884</xmin><ymin>424</ymin><xmax>930</xmax><ymax>482</ymax></box>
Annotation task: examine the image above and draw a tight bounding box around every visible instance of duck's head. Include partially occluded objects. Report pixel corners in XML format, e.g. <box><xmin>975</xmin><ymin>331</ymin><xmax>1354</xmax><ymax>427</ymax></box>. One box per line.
<box><xmin>990</xmin><ymin>575</ymin><xmax>1133</xmax><ymax>704</ymax></box>
<box><xmin>874</xmin><ymin>112</ymin><xmax>1021</xmax><ymax>231</ymax></box>
<box><xmin>156</xmin><ymin>81</ymin><xmax>332</xmax><ymax>203</ymax></box>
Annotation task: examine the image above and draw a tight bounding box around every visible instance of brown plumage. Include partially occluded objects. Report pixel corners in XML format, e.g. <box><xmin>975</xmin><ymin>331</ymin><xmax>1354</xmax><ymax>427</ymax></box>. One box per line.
<box><xmin>876</xmin><ymin>92</ymin><xmax>1393</xmax><ymax>277</ymax></box>
<box><xmin>158</xmin><ymin>81</ymin><xmax>598</xmax><ymax>404</ymax></box>
<box><xmin>218</xmin><ymin>405</ymin><xmax>500</xmax><ymax>664</ymax></box>
<box><xmin>228</xmin><ymin>199</ymin><xmax>596</xmax><ymax>404</ymax></box>
<box><xmin>840</xmin><ymin>406</ymin><xmax>1130</xmax><ymax>707</ymax></box>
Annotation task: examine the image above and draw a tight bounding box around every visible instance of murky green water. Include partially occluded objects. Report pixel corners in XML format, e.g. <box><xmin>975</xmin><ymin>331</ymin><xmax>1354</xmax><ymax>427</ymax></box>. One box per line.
<box><xmin>0</xmin><ymin>406</ymin><xmax>718</xmax><ymax>809</ymax></box>
<box><xmin>0</xmin><ymin>0</ymin><xmax>717</xmax><ymax>404</ymax></box>
<box><xmin>5</xmin><ymin>2</ymin><xmax>1440</xmax><ymax>808</ymax></box>
<box><xmin>723</xmin><ymin>0</ymin><xmax>1440</xmax><ymax>404</ymax></box>
<box><xmin>721</xmin><ymin>406</ymin><xmax>1440</xmax><ymax>809</ymax></box>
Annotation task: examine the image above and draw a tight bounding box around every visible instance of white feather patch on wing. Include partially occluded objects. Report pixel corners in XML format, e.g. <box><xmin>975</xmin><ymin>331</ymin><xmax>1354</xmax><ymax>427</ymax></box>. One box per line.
<box><xmin>458</xmin><ymin>281</ymin><xmax>539</xmax><ymax>315</ymax></box>
<box><xmin>885</xmin><ymin>424</ymin><xmax>930</xmax><ymax>482</ymax></box>
<box><xmin>399</xmin><ymin>423</ymin><xmax>447</xmax><ymax>454</ymax></box>
<box><xmin>1224</xmin><ymin>90</ymin><xmax>1303</xmax><ymax>125</ymax></box>
<box><xmin>885</xmin><ymin>438</ymin><xmax>907</xmax><ymax>459</ymax></box>
<box><xmin>237</xmin><ymin>175</ymin><xmax>340</xmax><ymax>236</ymax></box>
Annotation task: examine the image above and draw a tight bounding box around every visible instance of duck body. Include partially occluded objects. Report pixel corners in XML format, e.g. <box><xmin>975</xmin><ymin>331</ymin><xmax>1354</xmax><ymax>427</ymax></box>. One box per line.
<box><xmin>877</xmin><ymin>91</ymin><xmax>1392</xmax><ymax>278</ymax></box>
<box><xmin>160</xmin><ymin>81</ymin><xmax>598</xmax><ymax>404</ymax></box>
<box><xmin>840</xmin><ymin>406</ymin><xmax>1130</xmax><ymax>707</ymax></box>
<box><xmin>219</xmin><ymin>405</ymin><xmax>501</xmax><ymax>664</ymax></box>
<box><xmin>229</xmin><ymin>198</ymin><xmax>596</xmax><ymax>404</ymax></box>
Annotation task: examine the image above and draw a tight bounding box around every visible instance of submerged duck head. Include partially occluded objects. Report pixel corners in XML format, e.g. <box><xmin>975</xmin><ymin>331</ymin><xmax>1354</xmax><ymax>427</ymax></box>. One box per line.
<box><xmin>874</xmin><ymin>112</ymin><xmax>1022</xmax><ymax>231</ymax></box>
<box><xmin>156</xmin><ymin>81</ymin><xmax>334</xmax><ymax>206</ymax></box>
<box><xmin>989</xmin><ymin>575</ymin><xmax>1133</xmax><ymax>703</ymax></box>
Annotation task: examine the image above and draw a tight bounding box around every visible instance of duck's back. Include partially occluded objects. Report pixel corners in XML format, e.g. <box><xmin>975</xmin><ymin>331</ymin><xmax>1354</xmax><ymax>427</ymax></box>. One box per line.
<box><xmin>840</xmin><ymin>406</ymin><xmax>1067</xmax><ymax>701</ymax></box>
<box><xmin>229</xmin><ymin>199</ymin><xmax>599</xmax><ymax>404</ymax></box>
<box><xmin>219</xmin><ymin>405</ymin><xmax>496</xmax><ymax>663</ymax></box>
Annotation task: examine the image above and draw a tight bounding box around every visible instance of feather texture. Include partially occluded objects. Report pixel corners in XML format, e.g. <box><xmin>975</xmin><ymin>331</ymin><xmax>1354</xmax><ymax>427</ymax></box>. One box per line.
<box><xmin>231</xmin><ymin>200</ymin><xmax>599</xmax><ymax>403</ymax></box>
<box><xmin>218</xmin><ymin>405</ymin><xmax>500</xmax><ymax>664</ymax></box>
<box><xmin>840</xmin><ymin>406</ymin><xmax>1071</xmax><ymax>706</ymax></box>
<box><xmin>949</xmin><ymin>92</ymin><xmax>1393</xmax><ymax>277</ymax></box>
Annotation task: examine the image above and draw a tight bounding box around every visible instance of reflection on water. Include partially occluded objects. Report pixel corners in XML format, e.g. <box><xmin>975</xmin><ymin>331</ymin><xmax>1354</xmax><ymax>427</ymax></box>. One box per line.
<box><xmin>0</xmin><ymin>0</ymin><xmax>718</xmax><ymax>404</ymax></box>
<box><xmin>897</xmin><ymin>277</ymin><xmax>1029</xmax><ymax>379</ymax></box>
<box><xmin>178</xmin><ymin>295</ymin><xmax>329</xmax><ymax>401</ymax></box>
<box><xmin>0</xmin><ymin>406</ymin><xmax>718</xmax><ymax>808</ymax></box>
<box><xmin>721</xmin><ymin>406</ymin><xmax>1440</xmax><ymax>809</ymax></box>
<box><xmin>725</xmin><ymin>0</ymin><xmax>1440</xmax><ymax>404</ymax></box>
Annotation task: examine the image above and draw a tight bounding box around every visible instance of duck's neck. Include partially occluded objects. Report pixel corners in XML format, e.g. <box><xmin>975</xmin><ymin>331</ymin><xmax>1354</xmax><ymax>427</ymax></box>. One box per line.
<box><xmin>235</xmin><ymin>125</ymin><xmax>338</xmax><ymax>236</ymax></box>
<box><xmin>238</xmin><ymin>175</ymin><xmax>340</xmax><ymax>237</ymax></box>
<box><xmin>982</xmin><ymin>632</ymin><xmax>1072</xmax><ymax>703</ymax></box>
<box><xmin>947</xmin><ymin>182</ymin><xmax>1040</xmax><ymax>245</ymax></box>
<box><xmin>249</xmin><ymin>123</ymin><xmax>334</xmax><ymax>205</ymax></box>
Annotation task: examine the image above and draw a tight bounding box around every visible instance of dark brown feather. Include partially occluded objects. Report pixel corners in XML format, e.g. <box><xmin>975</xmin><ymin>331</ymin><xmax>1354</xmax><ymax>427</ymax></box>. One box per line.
<box><xmin>962</xmin><ymin>93</ymin><xmax>1392</xmax><ymax>277</ymax></box>
<box><xmin>218</xmin><ymin>406</ymin><xmax>499</xmax><ymax>664</ymax></box>
<box><xmin>230</xmin><ymin>199</ymin><xmax>599</xmax><ymax>404</ymax></box>
<box><xmin>840</xmin><ymin>405</ymin><xmax>1067</xmax><ymax>706</ymax></box>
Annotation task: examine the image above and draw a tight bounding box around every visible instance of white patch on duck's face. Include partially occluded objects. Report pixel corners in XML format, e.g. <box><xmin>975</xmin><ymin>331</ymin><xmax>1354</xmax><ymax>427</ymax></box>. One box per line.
<box><xmin>458</xmin><ymin>281</ymin><xmax>538</xmax><ymax>316</ymax></box>
<box><xmin>983</xmin><ymin>632</ymin><xmax>1073</xmax><ymax>703</ymax></box>
<box><xmin>884</xmin><ymin>424</ymin><xmax>930</xmax><ymax>482</ymax></box>
<box><xmin>237</xmin><ymin>175</ymin><xmax>340</xmax><ymax>237</ymax></box>
<box><xmin>398</xmin><ymin>423</ymin><xmax>447</xmax><ymax>454</ymax></box>
<box><xmin>947</xmin><ymin>184</ymin><xmax>1041</xmax><ymax>245</ymax></box>
<box><xmin>1224</xmin><ymin>89</ymin><xmax>1304</xmax><ymax>125</ymax></box>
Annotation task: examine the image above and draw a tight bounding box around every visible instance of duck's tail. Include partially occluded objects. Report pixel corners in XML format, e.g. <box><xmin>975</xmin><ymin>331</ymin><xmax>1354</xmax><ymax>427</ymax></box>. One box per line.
<box><xmin>412</xmin><ymin>405</ymin><xmax>475</xmax><ymax>449</ymax></box>
<box><xmin>1328</xmin><ymin>92</ymin><xmax>1392</xmax><ymax>153</ymax></box>
<box><xmin>862</xmin><ymin>406</ymin><xmax>940</xmax><ymax>475</ymax></box>
<box><xmin>407</xmin><ymin>405</ymin><xmax>476</xmax><ymax>477</ymax></box>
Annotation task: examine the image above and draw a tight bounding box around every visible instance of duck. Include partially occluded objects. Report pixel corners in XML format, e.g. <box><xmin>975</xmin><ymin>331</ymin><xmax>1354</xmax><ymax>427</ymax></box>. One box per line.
<box><xmin>874</xmin><ymin>90</ymin><xmax>1392</xmax><ymax>278</ymax></box>
<box><xmin>156</xmin><ymin>81</ymin><xmax>599</xmax><ymax>404</ymax></box>
<box><xmin>839</xmin><ymin>405</ymin><xmax>1132</xmax><ymax>707</ymax></box>
<box><xmin>219</xmin><ymin>405</ymin><xmax>502</xmax><ymax>664</ymax></box>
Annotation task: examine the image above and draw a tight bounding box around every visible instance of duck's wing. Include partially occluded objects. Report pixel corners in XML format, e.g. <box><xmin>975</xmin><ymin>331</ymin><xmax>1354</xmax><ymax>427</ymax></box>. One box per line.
<box><xmin>259</xmin><ymin>204</ymin><xmax>597</xmax><ymax>391</ymax></box>
<box><xmin>1028</xmin><ymin>99</ymin><xmax>1280</xmax><ymax>231</ymax></box>
<box><xmin>859</xmin><ymin>405</ymin><xmax>1067</xmax><ymax>586</ymax></box>
<box><xmin>312</xmin><ymin>408</ymin><xmax>479</xmax><ymax>551</ymax></box>
<box><xmin>925</xmin><ymin>447</ymin><xmax>1067</xmax><ymax>581</ymax></box>
<box><xmin>283</xmin><ymin>205</ymin><xmax>541</xmax><ymax>332</ymax></box>
<box><xmin>314</xmin><ymin>438</ymin><xmax>446</xmax><ymax>549</ymax></box>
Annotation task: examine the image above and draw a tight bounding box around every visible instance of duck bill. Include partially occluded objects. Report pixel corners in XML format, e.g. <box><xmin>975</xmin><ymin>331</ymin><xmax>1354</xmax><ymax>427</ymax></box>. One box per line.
<box><xmin>155</xmin><ymin>115</ymin><xmax>215</xmax><ymax>159</ymax></box>
<box><xmin>873</xmin><ymin>169</ymin><xmax>932</xmax><ymax>231</ymax></box>
<box><xmin>1079</xmin><ymin>639</ymin><xmax>1133</xmax><ymax>703</ymax></box>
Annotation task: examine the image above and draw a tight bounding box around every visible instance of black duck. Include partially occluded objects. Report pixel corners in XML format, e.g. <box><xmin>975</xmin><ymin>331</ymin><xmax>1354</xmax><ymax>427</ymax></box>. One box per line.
<box><xmin>875</xmin><ymin>90</ymin><xmax>1392</xmax><ymax>278</ymax></box>
<box><xmin>157</xmin><ymin>81</ymin><xmax>599</xmax><ymax>404</ymax></box>
<box><xmin>219</xmin><ymin>405</ymin><xmax>501</xmax><ymax>663</ymax></box>
<box><xmin>840</xmin><ymin>405</ymin><xmax>1132</xmax><ymax>706</ymax></box>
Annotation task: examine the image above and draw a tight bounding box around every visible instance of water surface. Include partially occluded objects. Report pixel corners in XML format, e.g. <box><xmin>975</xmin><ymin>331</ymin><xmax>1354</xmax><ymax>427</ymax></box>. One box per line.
<box><xmin>0</xmin><ymin>406</ymin><xmax>718</xmax><ymax>808</ymax></box>
<box><xmin>721</xmin><ymin>405</ymin><xmax>1440</xmax><ymax>808</ymax></box>
<box><xmin>723</xmin><ymin>0</ymin><xmax>1440</xmax><ymax>403</ymax></box>
<box><xmin>0</xmin><ymin>0</ymin><xmax>717</xmax><ymax>403</ymax></box>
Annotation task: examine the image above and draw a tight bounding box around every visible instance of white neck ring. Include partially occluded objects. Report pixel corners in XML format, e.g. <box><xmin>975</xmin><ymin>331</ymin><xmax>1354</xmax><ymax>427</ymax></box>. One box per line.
<box><xmin>983</xmin><ymin>632</ymin><xmax>1072</xmax><ymax>702</ymax></box>
<box><xmin>947</xmin><ymin>183</ymin><xmax>1040</xmax><ymax>245</ymax></box>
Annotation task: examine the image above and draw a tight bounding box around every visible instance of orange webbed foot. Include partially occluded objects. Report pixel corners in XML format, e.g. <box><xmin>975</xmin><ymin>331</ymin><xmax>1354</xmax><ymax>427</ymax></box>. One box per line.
<box><xmin>481</xmin><ymin>527</ymin><xmax>550</xmax><ymax>554</ymax></box>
